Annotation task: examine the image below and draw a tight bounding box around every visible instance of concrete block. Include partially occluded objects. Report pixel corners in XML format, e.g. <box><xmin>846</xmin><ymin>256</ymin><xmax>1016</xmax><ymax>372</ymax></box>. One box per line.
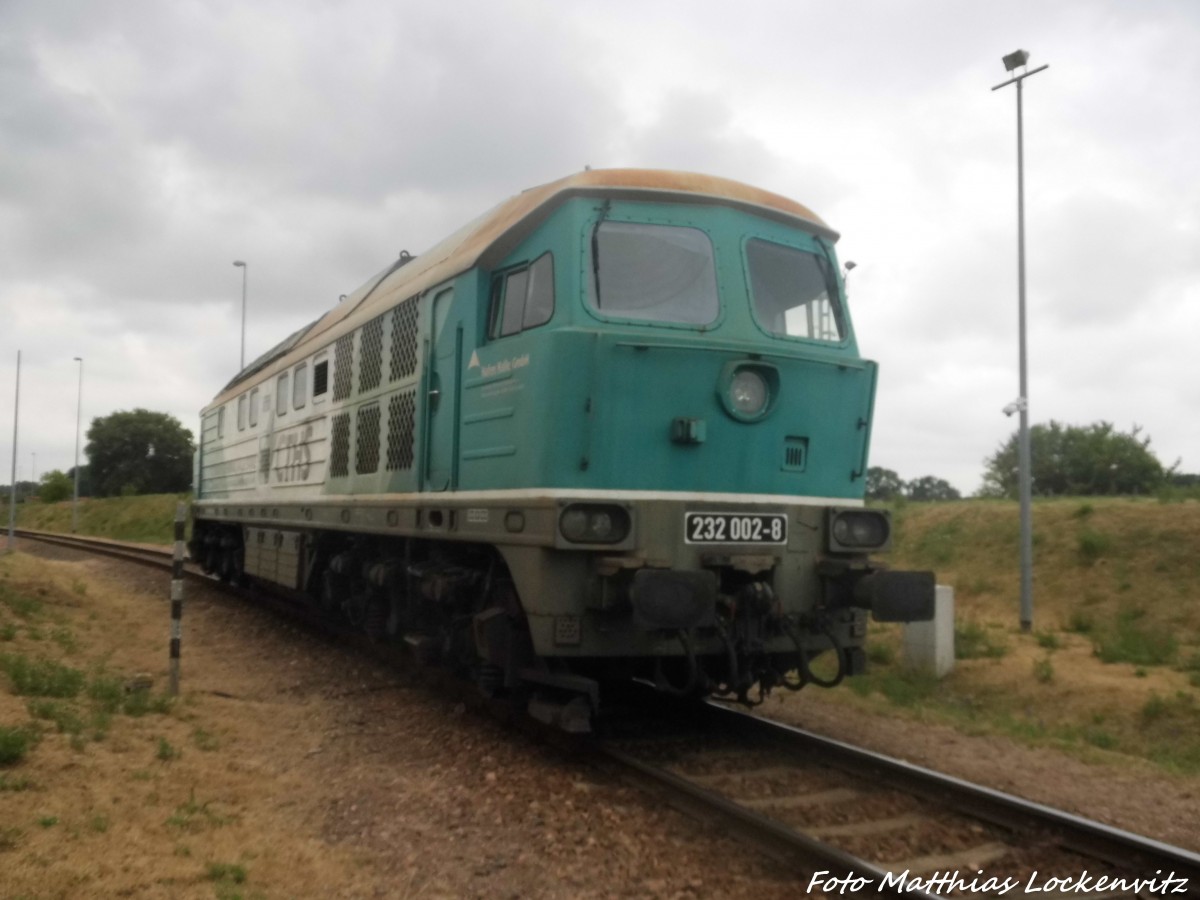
<box><xmin>903</xmin><ymin>584</ymin><xmax>955</xmax><ymax>677</ymax></box>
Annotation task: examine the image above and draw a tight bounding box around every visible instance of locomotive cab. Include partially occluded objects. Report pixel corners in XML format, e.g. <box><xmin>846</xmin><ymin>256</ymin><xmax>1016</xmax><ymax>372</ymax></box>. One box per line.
<box><xmin>460</xmin><ymin>189</ymin><xmax>934</xmax><ymax>704</ymax></box>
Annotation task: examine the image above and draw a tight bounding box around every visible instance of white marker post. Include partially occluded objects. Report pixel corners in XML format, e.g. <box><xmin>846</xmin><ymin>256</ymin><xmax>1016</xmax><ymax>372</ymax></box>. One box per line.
<box><xmin>168</xmin><ymin>503</ymin><xmax>187</xmax><ymax>695</ymax></box>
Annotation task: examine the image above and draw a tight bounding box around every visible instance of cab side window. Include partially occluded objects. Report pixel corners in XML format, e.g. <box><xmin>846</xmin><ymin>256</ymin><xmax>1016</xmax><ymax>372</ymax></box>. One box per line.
<box><xmin>489</xmin><ymin>252</ymin><xmax>554</xmax><ymax>339</ymax></box>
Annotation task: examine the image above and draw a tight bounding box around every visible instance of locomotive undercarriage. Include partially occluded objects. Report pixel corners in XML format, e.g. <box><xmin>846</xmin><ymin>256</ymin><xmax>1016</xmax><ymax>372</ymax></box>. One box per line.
<box><xmin>190</xmin><ymin>517</ymin><xmax>892</xmax><ymax>724</ymax></box>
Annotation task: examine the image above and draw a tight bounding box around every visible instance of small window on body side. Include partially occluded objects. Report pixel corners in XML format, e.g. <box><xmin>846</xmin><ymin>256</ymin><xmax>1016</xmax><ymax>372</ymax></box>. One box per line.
<box><xmin>313</xmin><ymin>356</ymin><xmax>329</xmax><ymax>401</ymax></box>
<box><xmin>237</xmin><ymin>395</ymin><xmax>247</xmax><ymax>431</ymax></box>
<box><xmin>277</xmin><ymin>372</ymin><xmax>289</xmax><ymax>416</ymax></box>
<box><xmin>249</xmin><ymin>387</ymin><xmax>259</xmax><ymax>427</ymax></box>
<box><xmin>293</xmin><ymin>362</ymin><xmax>308</xmax><ymax>409</ymax></box>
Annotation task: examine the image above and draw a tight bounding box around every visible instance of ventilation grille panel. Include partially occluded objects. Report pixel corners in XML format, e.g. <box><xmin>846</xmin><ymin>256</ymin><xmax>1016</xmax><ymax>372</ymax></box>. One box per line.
<box><xmin>329</xmin><ymin>412</ymin><xmax>351</xmax><ymax>477</ymax></box>
<box><xmin>356</xmin><ymin>404</ymin><xmax>381</xmax><ymax>474</ymax></box>
<box><xmin>390</xmin><ymin>297</ymin><xmax>419</xmax><ymax>382</ymax></box>
<box><xmin>386</xmin><ymin>390</ymin><xmax>416</xmax><ymax>471</ymax></box>
<box><xmin>359</xmin><ymin>316</ymin><xmax>384</xmax><ymax>394</ymax></box>
<box><xmin>332</xmin><ymin>334</ymin><xmax>354</xmax><ymax>402</ymax></box>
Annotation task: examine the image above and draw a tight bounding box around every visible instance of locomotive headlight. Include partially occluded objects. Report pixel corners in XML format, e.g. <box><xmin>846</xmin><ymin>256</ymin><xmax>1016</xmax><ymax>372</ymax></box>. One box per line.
<box><xmin>828</xmin><ymin>509</ymin><xmax>891</xmax><ymax>552</ymax></box>
<box><xmin>559</xmin><ymin>504</ymin><xmax>631</xmax><ymax>544</ymax></box>
<box><xmin>730</xmin><ymin>370</ymin><xmax>768</xmax><ymax>416</ymax></box>
<box><xmin>718</xmin><ymin>361</ymin><xmax>780</xmax><ymax>422</ymax></box>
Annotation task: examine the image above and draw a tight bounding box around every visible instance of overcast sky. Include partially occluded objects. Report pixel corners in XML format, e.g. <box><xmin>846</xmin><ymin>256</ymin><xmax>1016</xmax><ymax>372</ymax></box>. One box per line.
<box><xmin>2</xmin><ymin>0</ymin><xmax>1197</xmax><ymax>496</ymax></box>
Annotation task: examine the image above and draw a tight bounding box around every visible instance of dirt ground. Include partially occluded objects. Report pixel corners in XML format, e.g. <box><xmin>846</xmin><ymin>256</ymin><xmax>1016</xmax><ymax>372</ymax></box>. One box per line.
<box><xmin>1</xmin><ymin>546</ymin><xmax>1197</xmax><ymax>899</ymax></box>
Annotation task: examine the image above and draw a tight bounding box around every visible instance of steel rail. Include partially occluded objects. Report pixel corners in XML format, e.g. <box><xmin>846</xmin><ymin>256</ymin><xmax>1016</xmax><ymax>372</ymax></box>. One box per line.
<box><xmin>13</xmin><ymin>528</ymin><xmax>177</xmax><ymax>570</ymax></box>
<box><xmin>702</xmin><ymin>701</ymin><xmax>1200</xmax><ymax>886</ymax></box>
<box><xmin>595</xmin><ymin>741</ymin><xmax>941</xmax><ymax>899</ymax></box>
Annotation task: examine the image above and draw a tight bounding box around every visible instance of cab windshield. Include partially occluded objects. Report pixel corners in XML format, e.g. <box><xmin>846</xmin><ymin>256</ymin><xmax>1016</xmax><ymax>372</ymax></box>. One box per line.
<box><xmin>746</xmin><ymin>238</ymin><xmax>844</xmax><ymax>343</ymax></box>
<box><xmin>587</xmin><ymin>221</ymin><xmax>719</xmax><ymax>326</ymax></box>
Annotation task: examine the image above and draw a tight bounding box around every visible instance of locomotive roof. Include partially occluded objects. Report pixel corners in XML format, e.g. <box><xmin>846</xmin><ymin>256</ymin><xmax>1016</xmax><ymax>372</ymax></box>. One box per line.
<box><xmin>208</xmin><ymin>169</ymin><xmax>834</xmax><ymax>407</ymax></box>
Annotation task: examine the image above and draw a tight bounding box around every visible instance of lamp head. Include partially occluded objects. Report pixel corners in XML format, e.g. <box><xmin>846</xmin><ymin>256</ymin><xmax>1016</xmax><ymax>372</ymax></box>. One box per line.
<box><xmin>233</xmin><ymin>260</ymin><xmax>246</xmax><ymax>268</ymax></box>
<box><xmin>1002</xmin><ymin>49</ymin><xmax>1030</xmax><ymax>72</ymax></box>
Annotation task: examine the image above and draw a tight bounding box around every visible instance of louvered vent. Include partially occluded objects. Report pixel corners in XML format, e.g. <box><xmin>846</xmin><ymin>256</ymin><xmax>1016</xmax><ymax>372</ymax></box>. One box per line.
<box><xmin>358</xmin><ymin>316</ymin><xmax>384</xmax><ymax>393</ymax></box>
<box><xmin>386</xmin><ymin>390</ymin><xmax>416</xmax><ymax>471</ymax></box>
<box><xmin>389</xmin><ymin>297</ymin><xmax>419</xmax><ymax>381</ymax></box>
<box><xmin>356</xmin><ymin>404</ymin><xmax>381</xmax><ymax>474</ymax></box>
<box><xmin>783</xmin><ymin>437</ymin><xmax>808</xmax><ymax>472</ymax></box>
<box><xmin>329</xmin><ymin>412</ymin><xmax>351</xmax><ymax>477</ymax></box>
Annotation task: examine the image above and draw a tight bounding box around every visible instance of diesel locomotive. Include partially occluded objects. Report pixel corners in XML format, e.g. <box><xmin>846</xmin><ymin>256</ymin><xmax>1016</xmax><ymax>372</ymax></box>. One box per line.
<box><xmin>191</xmin><ymin>169</ymin><xmax>934</xmax><ymax>727</ymax></box>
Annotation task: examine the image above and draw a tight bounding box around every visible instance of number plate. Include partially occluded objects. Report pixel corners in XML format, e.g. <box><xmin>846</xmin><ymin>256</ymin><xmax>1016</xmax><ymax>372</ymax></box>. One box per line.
<box><xmin>684</xmin><ymin>512</ymin><xmax>788</xmax><ymax>545</ymax></box>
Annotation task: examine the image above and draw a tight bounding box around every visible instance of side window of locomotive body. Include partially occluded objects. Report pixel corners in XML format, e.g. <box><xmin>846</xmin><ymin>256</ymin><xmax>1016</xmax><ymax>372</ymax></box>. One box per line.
<box><xmin>217</xmin><ymin>407</ymin><xmax>226</xmax><ymax>439</ymax></box>
<box><xmin>276</xmin><ymin>372</ymin><xmax>289</xmax><ymax>416</ymax></box>
<box><xmin>489</xmin><ymin>252</ymin><xmax>554</xmax><ymax>339</ymax></box>
<box><xmin>312</xmin><ymin>353</ymin><xmax>329</xmax><ymax>404</ymax></box>
<box><xmin>249</xmin><ymin>387</ymin><xmax>259</xmax><ymax>428</ymax></box>
<box><xmin>745</xmin><ymin>238</ymin><xmax>844</xmax><ymax>343</ymax></box>
<box><xmin>586</xmin><ymin>222</ymin><xmax>718</xmax><ymax>326</ymax></box>
<box><xmin>293</xmin><ymin>362</ymin><xmax>308</xmax><ymax>410</ymax></box>
<box><xmin>237</xmin><ymin>395</ymin><xmax>247</xmax><ymax>431</ymax></box>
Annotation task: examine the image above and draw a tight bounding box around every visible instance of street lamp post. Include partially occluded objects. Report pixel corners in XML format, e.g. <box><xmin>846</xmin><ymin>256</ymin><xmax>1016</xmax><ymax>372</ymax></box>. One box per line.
<box><xmin>993</xmin><ymin>50</ymin><xmax>1048</xmax><ymax>633</ymax></box>
<box><xmin>72</xmin><ymin>357</ymin><xmax>83</xmax><ymax>533</ymax></box>
<box><xmin>233</xmin><ymin>260</ymin><xmax>248</xmax><ymax>370</ymax></box>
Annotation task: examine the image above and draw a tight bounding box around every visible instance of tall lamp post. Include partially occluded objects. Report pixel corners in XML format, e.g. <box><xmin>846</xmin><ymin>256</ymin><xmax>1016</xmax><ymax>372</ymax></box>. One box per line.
<box><xmin>72</xmin><ymin>357</ymin><xmax>83</xmax><ymax>533</ymax></box>
<box><xmin>993</xmin><ymin>49</ymin><xmax>1048</xmax><ymax>633</ymax></box>
<box><xmin>233</xmin><ymin>260</ymin><xmax>248</xmax><ymax>370</ymax></box>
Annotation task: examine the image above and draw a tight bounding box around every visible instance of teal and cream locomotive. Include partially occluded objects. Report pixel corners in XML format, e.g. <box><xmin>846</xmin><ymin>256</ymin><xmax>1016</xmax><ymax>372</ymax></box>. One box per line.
<box><xmin>191</xmin><ymin>169</ymin><xmax>933</xmax><ymax>725</ymax></box>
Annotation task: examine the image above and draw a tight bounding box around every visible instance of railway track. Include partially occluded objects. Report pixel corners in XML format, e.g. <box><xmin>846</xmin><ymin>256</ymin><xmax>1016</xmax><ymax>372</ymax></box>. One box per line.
<box><xmin>13</xmin><ymin>528</ymin><xmax>184</xmax><ymax>572</ymax></box>
<box><xmin>595</xmin><ymin>689</ymin><xmax>1200</xmax><ymax>897</ymax></box>
<box><xmin>15</xmin><ymin>528</ymin><xmax>1200</xmax><ymax>897</ymax></box>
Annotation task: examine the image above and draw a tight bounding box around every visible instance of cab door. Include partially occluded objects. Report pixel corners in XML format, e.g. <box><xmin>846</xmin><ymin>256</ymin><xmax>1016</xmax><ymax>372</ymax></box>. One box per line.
<box><xmin>423</xmin><ymin>287</ymin><xmax>460</xmax><ymax>491</ymax></box>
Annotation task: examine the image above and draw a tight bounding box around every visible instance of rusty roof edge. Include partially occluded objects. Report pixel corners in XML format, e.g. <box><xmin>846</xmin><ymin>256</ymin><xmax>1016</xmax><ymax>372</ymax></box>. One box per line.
<box><xmin>202</xmin><ymin>170</ymin><xmax>835</xmax><ymax>411</ymax></box>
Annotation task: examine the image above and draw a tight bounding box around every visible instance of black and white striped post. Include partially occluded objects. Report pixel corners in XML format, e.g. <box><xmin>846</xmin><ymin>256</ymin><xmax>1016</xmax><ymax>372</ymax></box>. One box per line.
<box><xmin>168</xmin><ymin>502</ymin><xmax>186</xmax><ymax>696</ymax></box>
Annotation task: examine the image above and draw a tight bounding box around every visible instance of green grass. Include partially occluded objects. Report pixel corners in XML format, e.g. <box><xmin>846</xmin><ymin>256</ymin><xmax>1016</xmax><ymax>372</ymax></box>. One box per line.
<box><xmin>27</xmin><ymin>699</ymin><xmax>86</xmax><ymax>735</ymax></box>
<box><xmin>0</xmin><ymin>726</ymin><xmax>37</xmax><ymax>765</ymax></box>
<box><xmin>16</xmin><ymin>493</ymin><xmax>189</xmax><ymax>545</ymax></box>
<box><xmin>166</xmin><ymin>791</ymin><xmax>233</xmax><ymax>833</ymax></box>
<box><xmin>0</xmin><ymin>773</ymin><xmax>33</xmax><ymax>791</ymax></box>
<box><xmin>156</xmin><ymin>737</ymin><xmax>180</xmax><ymax>762</ymax></box>
<box><xmin>1034</xmin><ymin>631</ymin><xmax>1061</xmax><ymax>650</ymax></box>
<box><xmin>954</xmin><ymin>622</ymin><xmax>1008</xmax><ymax>660</ymax></box>
<box><xmin>0</xmin><ymin>654</ymin><xmax>85</xmax><ymax>698</ymax></box>
<box><xmin>1076</xmin><ymin>527</ymin><xmax>1112</xmax><ymax>565</ymax></box>
<box><xmin>1093</xmin><ymin>607</ymin><xmax>1178</xmax><ymax>666</ymax></box>
<box><xmin>0</xmin><ymin>584</ymin><xmax>43</xmax><ymax>618</ymax></box>
<box><xmin>207</xmin><ymin>862</ymin><xmax>247</xmax><ymax>884</ymax></box>
<box><xmin>192</xmin><ymin>727</ymin><xmax>220</xmax><ymax>751</ymax></box>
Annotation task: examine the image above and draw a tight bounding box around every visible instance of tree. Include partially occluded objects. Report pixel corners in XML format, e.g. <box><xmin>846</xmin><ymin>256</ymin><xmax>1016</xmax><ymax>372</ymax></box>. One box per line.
<box><xmin>38</xmin><ymin>470</ymin><xmax>74</xmax><ymax>503</ymax></box>
<box><xmin>905</xmin><ymin>475</ymin><xmax>962</xmax><ymax>502</ymax></box>
<box><xmin>85</xmin><ymin>409</ymin><xmax>195</xmax><ymax>497</ymax></box>
<box><xmin>981</xmin><ymin>421</ymin><xmax>1166</xmax><ymax>498</ymax></box>
<box><xmin>866</xmin><ymin>467</ymin><xmax>906</xmax><ymax>501</ymax></box>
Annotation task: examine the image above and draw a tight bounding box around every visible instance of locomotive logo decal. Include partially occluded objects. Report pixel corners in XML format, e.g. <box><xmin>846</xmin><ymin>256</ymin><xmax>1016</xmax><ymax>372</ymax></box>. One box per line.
<box><xmin>469</xmin><ymin>351</ymin><xmax>531</xmax><ymax>379</ymax></box>
<box><xmin>274</xmin><ymin>423</ymin><xmax>315</xmax><ymax>483</ymax></box>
